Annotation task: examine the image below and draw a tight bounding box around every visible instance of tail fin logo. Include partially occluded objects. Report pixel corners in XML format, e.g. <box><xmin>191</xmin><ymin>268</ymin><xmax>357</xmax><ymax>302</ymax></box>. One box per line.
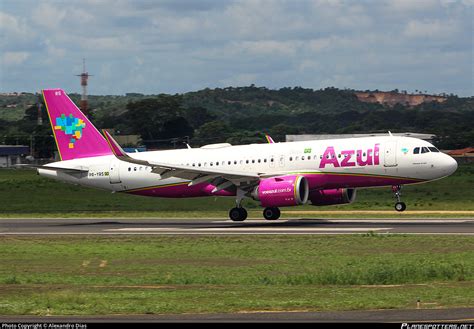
<box><xmin>54</xmin><ymin>114</ymin><xmax>86</xmax><ymax>149</ymax></box>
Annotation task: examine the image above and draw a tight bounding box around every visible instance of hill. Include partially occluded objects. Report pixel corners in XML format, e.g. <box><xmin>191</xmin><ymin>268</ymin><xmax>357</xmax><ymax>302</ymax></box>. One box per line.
<box><xmin>0</xmin><ymin>86</ymin><xmax>472</xmax><ymax>157</ymax></box>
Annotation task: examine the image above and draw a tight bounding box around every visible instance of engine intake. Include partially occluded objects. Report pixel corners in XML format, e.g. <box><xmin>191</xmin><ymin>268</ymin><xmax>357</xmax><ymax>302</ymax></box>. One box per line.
<box><xmin>252</xmin><ymin>175</ymin><xmax>309</xmax><ymax>207</ymax></box>
<box><xmin>309</xmin><ymin>188</ymin><xmax>356</xmax><ymax>206</ymax></box>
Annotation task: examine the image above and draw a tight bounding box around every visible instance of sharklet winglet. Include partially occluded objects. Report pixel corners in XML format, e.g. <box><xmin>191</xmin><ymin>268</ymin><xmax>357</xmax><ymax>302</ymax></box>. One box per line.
<box><xmin>102</xmin><ymin>130</ymin><xmax>150</xmax><ymax>166</ymax></box>
<box><xmin>265</xmin><ymin>134</ymin><xmax>275</xmax><ymax>144</ymax></box>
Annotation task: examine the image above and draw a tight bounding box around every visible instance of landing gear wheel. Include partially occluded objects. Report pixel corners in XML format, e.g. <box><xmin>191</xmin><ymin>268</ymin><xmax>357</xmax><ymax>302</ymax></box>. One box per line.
<box><xmin>392</xmin><ymin>185</ymin><xmax>407</xmax><ymax>212</ymax></box>
<box><xmin>395</xmin><ymin>202</ymin><xmax>406</xmax><ymax>212</ymax></box>
<box><xmin>229</xmin><ymin>207</ymin><xmax>247</xmax><ymax>221</ymax></box>
<box><xmin>263</xmin><ymin>207</ymin><xmax>281</xmax><ymax>220</ymax></box>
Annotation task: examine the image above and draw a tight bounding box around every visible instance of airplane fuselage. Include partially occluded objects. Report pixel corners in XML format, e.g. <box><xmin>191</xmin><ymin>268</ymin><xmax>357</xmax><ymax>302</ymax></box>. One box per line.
<box><xmin>39</xmin><ymin>136</ymin><xmax>458</xmax><ymax>199</ymax></box>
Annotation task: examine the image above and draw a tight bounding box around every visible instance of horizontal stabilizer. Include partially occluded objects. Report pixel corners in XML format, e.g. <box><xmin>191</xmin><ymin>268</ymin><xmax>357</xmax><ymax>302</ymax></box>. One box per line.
<box><xmin>15</xmin><ymin>164</ymin><xmax>88</xmax><ymax>173</ymax></box>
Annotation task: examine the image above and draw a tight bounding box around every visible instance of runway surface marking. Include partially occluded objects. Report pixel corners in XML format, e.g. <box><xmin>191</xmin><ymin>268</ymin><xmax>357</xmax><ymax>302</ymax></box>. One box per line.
<box><xmin>105</xmin><ymin>227</ymin><xmax>391</xmax><ymax>232</ymax></box>
<box><xmin>212</xmin><ymin>219</ymin><xmax>474</xmax><ymax>224</ymax></box>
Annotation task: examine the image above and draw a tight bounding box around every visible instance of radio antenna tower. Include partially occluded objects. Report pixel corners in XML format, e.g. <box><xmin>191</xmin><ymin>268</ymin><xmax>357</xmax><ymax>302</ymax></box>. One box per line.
<box><xmin>75</xmin><ymin>58</ymin><xmax>92</xmax><ymax>117</ymax></box>
<box><xmin>37</xmin><ymin>92</ymin><xmax>43</xmax><ymax>125</ymax></box>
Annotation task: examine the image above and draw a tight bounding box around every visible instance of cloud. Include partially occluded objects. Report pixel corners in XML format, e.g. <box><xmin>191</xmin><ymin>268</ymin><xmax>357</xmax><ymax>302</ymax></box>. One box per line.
<box><xmin>2</xmin><ymin>51</ymin><xmax>30</xmax><ymax>66</ymax></box>
<box><xmin>403</xmin><ymin>19</ymin><xmax>460</xmax><ymax>38</ymax></box>
<box><xmin>0</xmin><ymin>0</ymin><xmax>471</xmax><ymax>96</ymax></box>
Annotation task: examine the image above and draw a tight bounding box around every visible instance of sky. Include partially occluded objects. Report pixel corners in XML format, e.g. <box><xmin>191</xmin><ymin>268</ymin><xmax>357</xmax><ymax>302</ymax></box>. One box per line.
<box><xmin>0</xmin><ymin>0</ymin><xmax>472</xmax><ymax>96</ymax></box>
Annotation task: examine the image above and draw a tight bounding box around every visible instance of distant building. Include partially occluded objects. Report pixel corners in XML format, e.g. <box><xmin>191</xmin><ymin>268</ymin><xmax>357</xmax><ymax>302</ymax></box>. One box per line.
<box><xmin>286</xmin><ymin>132</ymin><xmax>436</xmax><ymax>143</ymax></box>
<box><xmin>444</xmin><ymin>147</ymin><xmax>474</xmax><ymax>164</ymax></box>
<box><xmin>445</xmin><ymin>147</ymin><xmax>474</xmax><ymax>157</ymax></box>
<box><xmin>0</xmin><ymin>145</ymin><xmax>29</xmax><ymax>168</ymax></box>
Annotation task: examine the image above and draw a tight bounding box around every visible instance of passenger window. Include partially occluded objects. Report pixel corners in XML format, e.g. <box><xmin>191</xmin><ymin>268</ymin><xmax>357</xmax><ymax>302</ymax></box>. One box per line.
<box><xmin>421</xmin><ymin>147</ymin><xmax>429</xmax><ymax>154</ymax></box>
<box><xmin>414</xmin><ymin>147</ymin><xmax>420</xmax><ymax>154</ymax></box>
<box><xmin>428</xmin><ymin>147</ymin><xmax>440</xmax><ymax>152</ymax></box>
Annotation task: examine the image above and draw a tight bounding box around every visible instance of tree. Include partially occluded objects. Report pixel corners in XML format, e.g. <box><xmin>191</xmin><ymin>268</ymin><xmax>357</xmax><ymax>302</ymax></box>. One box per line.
<box><xmin>123</xmin><ymin>95</ymin><xmax>193</xmax><ymax>141</ymax></box>
<box><xmin>183</xmin><ymin>106</ymin><xmax>215</xmax><ymax>129</ymax></box>
<box><xmin>193</xmin><ymin>121</ymin><xmax>231</xmax><ymax>146</ymax></box>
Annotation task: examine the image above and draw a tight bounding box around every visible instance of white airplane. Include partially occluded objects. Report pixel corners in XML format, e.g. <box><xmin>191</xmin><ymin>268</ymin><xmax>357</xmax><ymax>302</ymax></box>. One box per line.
<box><xmin>35</xmin><ymin>89</ymin><xmax>458</xmax><ymax>221</ymax></box>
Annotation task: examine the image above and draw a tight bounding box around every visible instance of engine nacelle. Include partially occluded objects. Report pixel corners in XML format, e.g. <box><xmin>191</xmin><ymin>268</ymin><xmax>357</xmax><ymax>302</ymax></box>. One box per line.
<box><xmin>252</xmin><ymin>175</ymin><xmax>309</xmax><ymax>207</ymax></box>
<box><xmin>309</xmin><ymin>188</ymin><xmax>356</xmax><ymax>206</ymax></box>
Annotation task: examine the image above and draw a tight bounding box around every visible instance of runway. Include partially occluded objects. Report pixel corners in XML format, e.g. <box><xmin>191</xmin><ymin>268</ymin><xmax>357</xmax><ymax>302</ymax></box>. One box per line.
<box><xmin>1</xmin><ymin>217</ymin><xmax>473</xmax><ymax>235</ymax></box>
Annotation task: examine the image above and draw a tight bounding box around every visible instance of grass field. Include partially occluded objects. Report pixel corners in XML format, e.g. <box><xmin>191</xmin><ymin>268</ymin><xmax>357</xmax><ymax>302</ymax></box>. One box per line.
<box><xmin>0</xmin><ymin>164</ymin><xmax>473</xmax><ymax>218</ymax></box>
<box><xmin>0</xmin><ymin>235</ymin><xmax>473</xmax><ymax>315</ymax></box>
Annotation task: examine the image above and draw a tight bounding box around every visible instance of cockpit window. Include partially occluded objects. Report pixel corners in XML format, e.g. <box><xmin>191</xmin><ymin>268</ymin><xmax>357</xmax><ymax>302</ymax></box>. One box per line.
<box><xmin>428</xmin><ymin>147</ymin><xmax>440</xmax><ymax>152</ymax></box>
<box><xmin>421</xmin><ymin>147</ymin><xmax>429</xmax><ymax>153</ymax></box>
<box><xmin>413</xmin><ymin>147</ymin><xmax>420</xmax><ymax>154</ymax></box>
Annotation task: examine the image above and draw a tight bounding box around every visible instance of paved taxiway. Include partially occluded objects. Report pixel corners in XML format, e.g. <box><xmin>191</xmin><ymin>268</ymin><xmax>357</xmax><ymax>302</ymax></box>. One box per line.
<box><xmin>1</xmin><ymin>307</ymin><xmax>474</xmax><ymax>322</ymax></box>
<box><xmin>0</xmin><ymin>217</ymin><xmax>473</xmax><ymax>235</ymax></box>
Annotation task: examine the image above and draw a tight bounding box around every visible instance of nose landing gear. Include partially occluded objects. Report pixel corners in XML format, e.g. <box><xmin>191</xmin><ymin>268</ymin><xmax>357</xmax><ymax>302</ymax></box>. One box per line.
<box><xmin>392</xmin><ymin>185</ymin><xmax>406</xmax><ymax>212</ymax></box>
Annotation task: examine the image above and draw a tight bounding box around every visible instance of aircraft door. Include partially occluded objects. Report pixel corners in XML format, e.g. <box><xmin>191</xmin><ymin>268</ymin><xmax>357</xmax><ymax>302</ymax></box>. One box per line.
<box><xmin>279</xmin><ymin>154</ymin><xmax>285</xmax><ymax>167</ymax></box>
<box><xmin>384</xmin><ymin>141</ymin><xmax>398</xmax><ymax>167</ymax></box>
<box><xmin>109</xmin><ymin>159</ymin><xmax>121</xmax><ymax>184</ymax></box>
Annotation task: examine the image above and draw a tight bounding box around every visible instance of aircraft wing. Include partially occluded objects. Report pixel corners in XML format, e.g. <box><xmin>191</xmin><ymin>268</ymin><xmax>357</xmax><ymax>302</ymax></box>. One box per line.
<box><xmin>103</xmin><ymin>130</ymin><xmax>261</xmax><ymax>191</ymax></box>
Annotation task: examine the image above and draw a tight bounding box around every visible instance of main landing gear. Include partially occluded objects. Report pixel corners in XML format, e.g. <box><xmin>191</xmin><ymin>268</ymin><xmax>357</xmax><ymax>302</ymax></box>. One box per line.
<box><xmin>228</xmin><ymin>188</ymin><xmax>282</xmax><ymax>221</ymax></box>
<box><xmin>229</xmin><ymin>206</ymin><xmax>282</xmax><ymax>221</ymax></box>
<box><xmin>229</xmin><ymin>189</ymin><xmax>248</xmax><ymax>221</ymax></box>
<box><xmin>263</xmin><ymin>207</ymin><xmax>281</xmax><ymax>220</ymax></box>
<box><xmin>229</xmin><ymin>207</ymin><xmax>247</xmax><ymax>221</ymax></box>
<box><xmin>392</xmin><ymin>185</ymin><xmax>407</xmax><ymax>212</ymax></box>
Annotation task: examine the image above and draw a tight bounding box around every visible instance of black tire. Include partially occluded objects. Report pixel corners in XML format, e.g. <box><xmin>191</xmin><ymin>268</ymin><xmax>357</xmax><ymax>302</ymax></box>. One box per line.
<box><xmin>263</xmin><ymin>207</ymin><xmax>281</xmax><ymax>220</ymax></box>
<box><xmin>239</xmin><ymin>207</ymin><xmax>248</xmax><ymax>221</ymax></box>
<box><xmin>229</xmin><ymin>207</ymin><xmax>247</xmax><ymax>221</ymax></box>
<box><xmin>395</xmin><ymin>202</ymin><xmax>406</xmax><ymax>212</ymax></box>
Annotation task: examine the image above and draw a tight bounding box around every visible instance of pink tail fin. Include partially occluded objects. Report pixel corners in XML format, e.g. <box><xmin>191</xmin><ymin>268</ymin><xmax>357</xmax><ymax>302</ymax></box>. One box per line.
<box><xmin>42</xmin><ymin>89</ymin><xmax>112</xmax><ymax>160</ymax></box>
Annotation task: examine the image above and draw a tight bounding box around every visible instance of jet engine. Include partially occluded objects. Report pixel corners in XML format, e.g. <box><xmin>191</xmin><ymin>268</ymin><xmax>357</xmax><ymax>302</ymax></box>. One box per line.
<box><xmin>252</xmin><ymin>175</ymin><xmax>309</xmax><ymax>207</ymax></box>
<box><xmin>309</xmin><ymin>188</ymin><xmax>356</xmax><ymax>206</ymax></box>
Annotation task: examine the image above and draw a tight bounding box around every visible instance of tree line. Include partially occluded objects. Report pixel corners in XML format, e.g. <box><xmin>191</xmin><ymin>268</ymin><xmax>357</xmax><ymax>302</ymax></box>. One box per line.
<box><xmin>0</xmin><ymin>86</ymin><xmax>472</xmax><ymax>158</ymax></box>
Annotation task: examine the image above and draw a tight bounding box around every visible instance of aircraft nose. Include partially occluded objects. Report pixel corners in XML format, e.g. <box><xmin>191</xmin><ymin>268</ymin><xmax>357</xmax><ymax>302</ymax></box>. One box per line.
<box><xmin>443</xmin><ymin>155</ymin><xmax>458</xmax><ymax>176</ymax></box>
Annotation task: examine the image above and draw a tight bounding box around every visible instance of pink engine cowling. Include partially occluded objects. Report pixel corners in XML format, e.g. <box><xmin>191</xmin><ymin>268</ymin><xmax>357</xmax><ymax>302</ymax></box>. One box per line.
<box><xmin>252</xmin><ymin>175</ymin><xmax>309</xmax><ymax>207</ymax></box>
<box><xmin>309</xmin><ymin>188</ymin><xmax>356</xmax><ymax>206</ymax></box>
